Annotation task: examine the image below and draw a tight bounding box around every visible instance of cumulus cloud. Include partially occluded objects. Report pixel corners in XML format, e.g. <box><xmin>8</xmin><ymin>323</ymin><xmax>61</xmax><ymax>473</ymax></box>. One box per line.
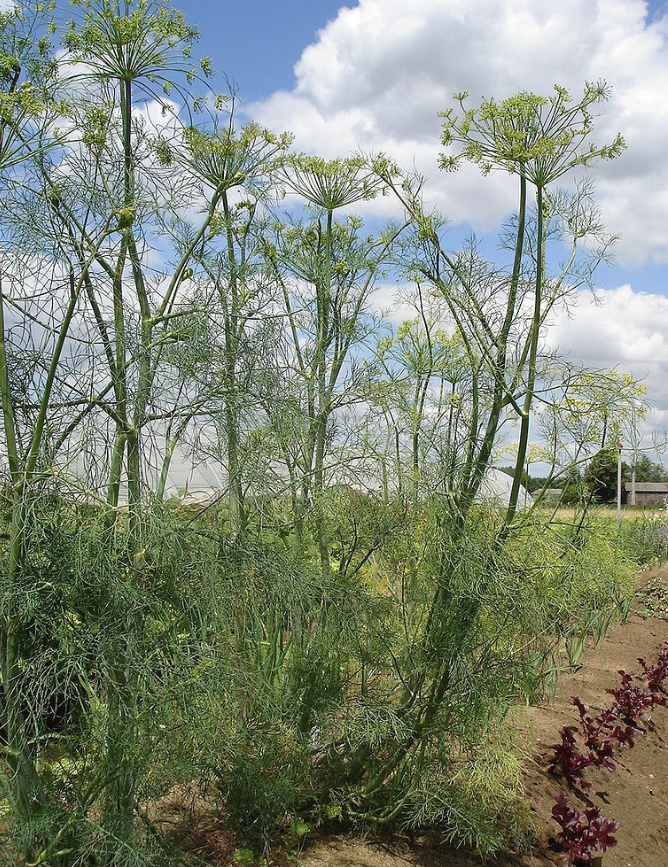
<box><xmin>247</xmin><ymin>0</ymin><xmax>668</xmax><ymax>262</ymax></box>
<box><xmin>245</xmin><ymin>0</ymin><xmax>668</xmax><ymax>442</ymax></box>
<box><xmin>546</xmin><ymin>285</ymin><xmax>668</xmax><ymax>442</ymax></box>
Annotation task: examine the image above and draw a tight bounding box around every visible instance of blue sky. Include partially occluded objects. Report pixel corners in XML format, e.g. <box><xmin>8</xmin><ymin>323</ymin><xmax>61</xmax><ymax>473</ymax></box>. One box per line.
<box><xmin>180</xmin><ymin>1</ymin><xmax>349</xmax><ymax>100</ymax></box>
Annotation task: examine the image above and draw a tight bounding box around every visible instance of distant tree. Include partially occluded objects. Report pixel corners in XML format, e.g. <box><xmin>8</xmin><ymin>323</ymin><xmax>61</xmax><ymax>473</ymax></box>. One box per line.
<box><xmin>561</xmin><ymin>466</ymin><xmax>584</xmax><ymax>504</ymax></box>
<box><xmin>584</xmin><ymin>447</ymin><xmax>624</xmax><ymax>503</ymax></box>
<box><xmin>634</xmin><ymin>454</ymin><xmax>667</xmax><ymax>483</ymax></box>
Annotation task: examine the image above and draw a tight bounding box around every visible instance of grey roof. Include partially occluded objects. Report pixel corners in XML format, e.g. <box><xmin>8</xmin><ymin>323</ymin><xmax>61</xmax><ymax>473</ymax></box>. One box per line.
<box><xmin>624</xmin><ymin>481</ymin><xmax>668</xmax><ymax>492</ymax></box>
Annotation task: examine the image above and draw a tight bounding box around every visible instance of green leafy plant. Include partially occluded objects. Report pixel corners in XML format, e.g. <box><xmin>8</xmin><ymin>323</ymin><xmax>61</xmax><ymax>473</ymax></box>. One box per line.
<box><xmin>636</xmin><ymin>576</ymin><xmax>668</xmax><ymax>618</ymax></box>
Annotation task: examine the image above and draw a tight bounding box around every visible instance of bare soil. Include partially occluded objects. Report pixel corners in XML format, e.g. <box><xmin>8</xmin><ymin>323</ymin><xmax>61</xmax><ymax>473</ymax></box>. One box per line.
<box><xmin>297</xmin><ymin>564</ymin><xmax>668</xmax><ymax>867</ymax></box>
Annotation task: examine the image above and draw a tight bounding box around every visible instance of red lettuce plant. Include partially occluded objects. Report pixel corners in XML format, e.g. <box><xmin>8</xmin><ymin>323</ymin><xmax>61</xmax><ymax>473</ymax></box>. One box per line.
<box><xmin>552</xmin><ymin>698</ymin><xmax>638</xmax><ymax>785</ymax></box>
<box><xmin>572</xmin><ymin>696</ymin><xmax>638</xmax><ymax>770</ymax></box>
<box><xmin>607</xmin><ymin>669</ymin><xmax>666</xmax><ymax>723</ymax></box>
<box><xmin>638</xmin><ymin>645</ymin><xmax>668</xmax><ymax>691</ymax></box>
<box><xmin>552</xmin><ymin>792</ymin><xmax>619</xmax><ymax>866</ymax></box>
<box><xmin>551</xmin><ymin>724</ymin><xmax>591</xmax><ymax>786</ymax></box>
<box><xmin>551</xmin><ymin>644</ymin><xmax>668</xmax><ymax>865</ymax></box>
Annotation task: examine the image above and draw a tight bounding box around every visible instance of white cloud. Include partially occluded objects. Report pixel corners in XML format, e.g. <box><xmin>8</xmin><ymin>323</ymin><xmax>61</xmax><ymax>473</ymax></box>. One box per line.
<box><xmin>244</xmin><ymin>0</ymin><xmax>668</xmax><ymax>445</ymax></box>
<box><xmin>366</xmin><ymin>279</ymin><xmax>668</xmax><ymax>444</ymax></box>
<box><xmin>247</xmin><ymin>0</ymin><xmax>668</xmax><ymax>262</ymax></box>
<box><xmin>546</xmin><ymin>284</ymin><xmax>668</xmax><ymax>442</ymax></box>
<box><xmin>368</xmin><ymin>282</ymin><xmax>424</xmax><ymax>326</ymax></box>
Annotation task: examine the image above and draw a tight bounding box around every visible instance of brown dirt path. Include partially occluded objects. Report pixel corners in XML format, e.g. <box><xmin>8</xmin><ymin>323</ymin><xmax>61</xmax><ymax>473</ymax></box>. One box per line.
<box><xmin>298</xmin><ymin>565</ymin><xmax>668</xmax><ymax>867</ymax></box>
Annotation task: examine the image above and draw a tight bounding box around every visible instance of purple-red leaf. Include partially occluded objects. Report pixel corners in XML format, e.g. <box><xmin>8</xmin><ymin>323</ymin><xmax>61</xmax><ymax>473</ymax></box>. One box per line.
<box><xmin>552</xmin><ymin>793</ymin><xmax>619</xmax><ymax>864</ymax></box>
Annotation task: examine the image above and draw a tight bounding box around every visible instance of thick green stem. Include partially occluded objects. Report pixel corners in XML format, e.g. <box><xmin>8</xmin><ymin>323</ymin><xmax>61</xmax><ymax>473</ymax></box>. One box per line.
<box><xmin>221</xmin><ymin>193</ymin><xmax>245</xmax><ymax>536</ymax></box>
<box><xmin>102</xmin><ymin>644</ymin><xmax>137</xmax><ymax>855</ymax></box>
<box><xmin>1</xmin><ymin>496</ymin><xmax>45</xmax><ymax>852</ymax></box>
<box><xmin>506</xmin><ymin>183</ymin><xmax>543</xmax><ymax>523</ymax></box>
<box><xmin>0</xmin><ymin>273</ymin><xmax>19</xmax><ymax>483</ymax></box>
<box><xmin>101</xmin><ymin>75</ymin><xmax>137</xmax><ymax>856</ymax></box>
<box><xmin>314</xmin><ymin>210</ymin><xmax>333</xmax><ymax>580</ymax></box>
<box><xmin>462</xmin><ymin>171</ymin><xmax>526</xmax><ymax>516</ymax></box>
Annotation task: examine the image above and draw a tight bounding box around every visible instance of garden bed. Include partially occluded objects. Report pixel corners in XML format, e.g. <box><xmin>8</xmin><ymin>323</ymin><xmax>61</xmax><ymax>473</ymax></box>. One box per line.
<box><xmin>296</xmin><ymin>564</ymin><xmax>668</xmax><ymax>867</ymax></box>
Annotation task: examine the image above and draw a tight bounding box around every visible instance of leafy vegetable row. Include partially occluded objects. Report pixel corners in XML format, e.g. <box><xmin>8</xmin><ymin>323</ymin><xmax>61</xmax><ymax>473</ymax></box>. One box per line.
<box><xmin>550</xmin><ymin>644</ymin><xmax>668</xmax><ymax>865</ymax></box>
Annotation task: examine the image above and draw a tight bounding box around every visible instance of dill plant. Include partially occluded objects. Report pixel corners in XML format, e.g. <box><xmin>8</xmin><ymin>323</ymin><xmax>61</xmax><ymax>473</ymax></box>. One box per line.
<box><xmin>0</xmin><ymin>2</ymin><xmax>649</xmax><ymax>861</ymax></box>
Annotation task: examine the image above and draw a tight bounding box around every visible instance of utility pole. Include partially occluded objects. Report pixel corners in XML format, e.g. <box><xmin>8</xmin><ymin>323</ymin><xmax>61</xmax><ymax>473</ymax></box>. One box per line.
<box><xmin>617</xmin><ymin>441</ymin><xmax>623</xmax><ymax>532</ymax></box>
